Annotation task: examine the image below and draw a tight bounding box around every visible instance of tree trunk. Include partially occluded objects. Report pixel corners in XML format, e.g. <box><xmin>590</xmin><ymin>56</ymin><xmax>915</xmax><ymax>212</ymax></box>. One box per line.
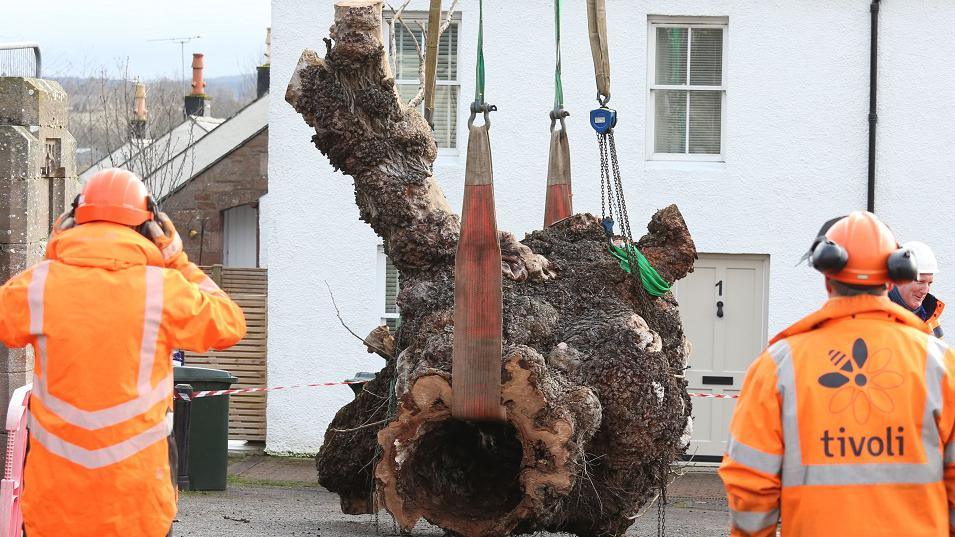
<box><xmin>287</xmin><ymin>3</ymin><xmax>697</xmax><ymax>536</ymax></box>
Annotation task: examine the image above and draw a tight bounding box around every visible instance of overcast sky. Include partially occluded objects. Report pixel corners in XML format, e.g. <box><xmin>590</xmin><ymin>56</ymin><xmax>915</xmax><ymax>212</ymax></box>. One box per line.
<box><xmin>4</xmin><ymin>0</ymin><xmax>270</xmax><ymax>80</ymax></box>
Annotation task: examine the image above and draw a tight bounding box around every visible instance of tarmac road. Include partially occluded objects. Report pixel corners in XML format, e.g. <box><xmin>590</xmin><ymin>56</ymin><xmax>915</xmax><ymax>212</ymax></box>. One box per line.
<box><xmin>173</xmin><ymin>456</ymin><xmax>730</xmax><ymax>536</ymax></box>
<box><xmin>174</xmin><ymin>478</ymin><xmax>730</xmax><ymax>537</ymax></box>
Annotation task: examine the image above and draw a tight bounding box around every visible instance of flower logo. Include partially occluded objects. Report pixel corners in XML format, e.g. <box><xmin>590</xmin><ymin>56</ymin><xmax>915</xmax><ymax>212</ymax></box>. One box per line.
<box><xmin>817</xmin><ymin>338</ymin><xmax>903</xmax><ymax>424</ymax></box>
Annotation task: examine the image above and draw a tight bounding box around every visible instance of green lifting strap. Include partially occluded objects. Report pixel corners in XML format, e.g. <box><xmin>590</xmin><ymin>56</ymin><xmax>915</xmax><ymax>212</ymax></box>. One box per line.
<box><xmin>473</xmin><ymin>0</ymin><xmax>486</xmax><ymax>107</ymax></box>
<box><xmin>608</xmin><ymin>243</ymin><xmax>672</xmax><ymax>297</ymax></box>
<box><xmin>553</xmin><ymin>0</ymin><xmax>564</xmax><ymax>112</ymax></box>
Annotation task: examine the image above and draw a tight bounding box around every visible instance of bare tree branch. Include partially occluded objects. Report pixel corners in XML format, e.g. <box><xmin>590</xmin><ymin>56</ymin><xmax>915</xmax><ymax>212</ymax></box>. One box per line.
<box><xmin>406</xmin><ymin>21</ymin><xmax>427</xmax><ymax>108</ymax></box>
<box><xmin>438</xmin><ymin>0</ymin><xmax>460</xmax><ymax>34</ymax></box>
<box><xmin>325</xmin><ymin>281</ymin><xmax>394</xmax><ymax>359</ymax></box>
<box><xmin>386</xmin><ymin>0</ymin><xmax>414</xmax><ymax>76</ymax></box>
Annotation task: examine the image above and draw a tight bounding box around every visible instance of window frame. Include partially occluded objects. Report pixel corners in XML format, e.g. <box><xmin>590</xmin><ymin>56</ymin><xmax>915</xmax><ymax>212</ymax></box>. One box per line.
<box><xmin>376</xmin><ymin>244</ymin><xmax>401</xmax><ymax>330</ymax></box>
<box><xmin>646</xmin><ymin>16</ymin><xmax>728</xmax><ymax>162</ymax></box>
<box><xmin>383</xmin><ymin>11</ymin><xmax>462</xmax><ymax>153</ymax></box>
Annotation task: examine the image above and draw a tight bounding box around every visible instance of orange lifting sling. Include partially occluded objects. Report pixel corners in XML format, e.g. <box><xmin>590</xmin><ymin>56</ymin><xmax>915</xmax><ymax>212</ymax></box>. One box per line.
<box><xmin>451</xmin><ymin>0</ymin><xmax>505</xmax><ymax>422</ymax></box>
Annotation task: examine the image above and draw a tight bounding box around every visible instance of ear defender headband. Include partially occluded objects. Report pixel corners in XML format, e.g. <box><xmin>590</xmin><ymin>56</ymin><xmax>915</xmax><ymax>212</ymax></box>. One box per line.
<box><xmin>808</xmin><ymin>215</ymin><xmax>919</xmax><ymax>284</ymax></box>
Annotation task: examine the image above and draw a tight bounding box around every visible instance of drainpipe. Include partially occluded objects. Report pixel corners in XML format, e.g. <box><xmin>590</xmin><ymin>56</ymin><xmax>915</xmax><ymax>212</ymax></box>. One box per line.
<box><xmin>867</xmin><ymin>0</ymin><xmax>880</xmax><ymax>213</ymax></box>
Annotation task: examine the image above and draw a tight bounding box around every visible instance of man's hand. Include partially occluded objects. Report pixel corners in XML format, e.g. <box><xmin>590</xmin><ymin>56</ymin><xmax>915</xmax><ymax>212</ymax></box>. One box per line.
<box><xmin>145</xmin><ymin>212</ymin><xmax>185</xmax><ymax>266</ymax></box>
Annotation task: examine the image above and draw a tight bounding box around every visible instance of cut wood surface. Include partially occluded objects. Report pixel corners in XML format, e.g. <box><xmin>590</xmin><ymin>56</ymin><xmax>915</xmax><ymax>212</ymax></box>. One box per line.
<box><xmin>288</xmin><ymin>3</ymin><xmax>696</xmax><ymax>536</ymax></box>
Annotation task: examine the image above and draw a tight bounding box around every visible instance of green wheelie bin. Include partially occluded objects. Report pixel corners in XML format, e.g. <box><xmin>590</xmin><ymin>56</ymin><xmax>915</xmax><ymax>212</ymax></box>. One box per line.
<box><xmin>173</xmin><ymin>366</ymin><xmax>238</xmax><ymax>491</ymax></box>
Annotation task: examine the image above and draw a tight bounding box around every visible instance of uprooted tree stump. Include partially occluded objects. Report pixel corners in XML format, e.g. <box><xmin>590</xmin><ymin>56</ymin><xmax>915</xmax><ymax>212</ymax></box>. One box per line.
<box><xmin>287</xmin><ymin>2</ymin><xmax>697</xmax><ymax>536</ymax></box>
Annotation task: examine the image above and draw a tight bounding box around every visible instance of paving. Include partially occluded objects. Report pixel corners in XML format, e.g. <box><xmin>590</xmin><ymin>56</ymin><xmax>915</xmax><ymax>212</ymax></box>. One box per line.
<box><xmin>172</xmin><ymin>456</ymin><xmax>730</xmax><ymax>537</ymax></box>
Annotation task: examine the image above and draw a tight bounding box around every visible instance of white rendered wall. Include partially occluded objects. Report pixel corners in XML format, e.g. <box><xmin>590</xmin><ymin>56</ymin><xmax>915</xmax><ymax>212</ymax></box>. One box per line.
<box><xmin>268</xmin><ymin>0</ymin><xmax>954</xmax><ymax>453</ymax></box>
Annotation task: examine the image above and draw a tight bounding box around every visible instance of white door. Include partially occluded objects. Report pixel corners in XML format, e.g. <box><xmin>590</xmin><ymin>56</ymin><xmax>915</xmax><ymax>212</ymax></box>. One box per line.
<box><xmin>223</xmin><ymin>204</ymin><xmax>259</xmax><ymax>268</ymax></box>
<box><xmin>673</xmin><ymin>254</ymin><xmax>769</xmax><ymax>459</ymax></box>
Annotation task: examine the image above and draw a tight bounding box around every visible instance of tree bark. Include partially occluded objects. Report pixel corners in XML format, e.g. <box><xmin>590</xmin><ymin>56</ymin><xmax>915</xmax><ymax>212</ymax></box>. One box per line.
<box><xmin>287</xmin><ymin>3</ymin><xmax>698</xmax><ymax>536</ymax></box>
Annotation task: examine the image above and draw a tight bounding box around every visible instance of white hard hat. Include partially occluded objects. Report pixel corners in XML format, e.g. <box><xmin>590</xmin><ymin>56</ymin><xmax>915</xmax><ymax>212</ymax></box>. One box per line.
<box><xmin>904</xmin><ymin>241</ymin><xmax>939</xmax><ymax>274</ymax></box>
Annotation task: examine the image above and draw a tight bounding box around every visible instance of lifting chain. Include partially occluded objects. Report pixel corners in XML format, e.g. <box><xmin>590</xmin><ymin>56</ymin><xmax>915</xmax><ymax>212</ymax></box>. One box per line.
<box><xmin>598</xmin><ymin>129</ymin><xmax>635</xmax><ymax>264</ymax></box>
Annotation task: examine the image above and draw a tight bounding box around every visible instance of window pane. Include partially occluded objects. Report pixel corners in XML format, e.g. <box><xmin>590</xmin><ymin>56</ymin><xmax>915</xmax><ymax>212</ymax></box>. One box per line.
<box><xmin>688</xmin><ymin>91</ymin><xmax>721</xmax><ymax>154</ymax></box>
<box><xmin>437</xmin><ymin>23</ymin><xmax>457</xmax><ymax>81</ymax></box>
<box><xmin>398</xmin><ymin>83</ymin><xmax>458</xmax><ymax>149</ymax></box>
<box><xmin>394</xmin><ymin>24</ymin><xmax>424</xmax><ymax>81</ymax></box>
<box><xmin>655</xmin><ymin>27</ymin><xmax>687</xmax><ymax>85</ymax></box>
<box><xmin>434</xmin><ymin>85</ymin><xmax>458</xmax><ymax>148</ymax></box>
<box><xmin>690</xmin><ymin>28</ymin><xmax>723</xmax><ymax>86</ymax></box>
<box><xmin>654</xmin><ymin>90</ymin><xmax>687</xmax><ymax>153</ymax></box>
<box><xmin>385</xmin><ymin>255</ymin><xmax>400</xmax><ymax>314</ymax></box>
<box><xmin>397</xmin><ymin>83</ymin><xmax>418</xmax><ymax>103</ymax></box>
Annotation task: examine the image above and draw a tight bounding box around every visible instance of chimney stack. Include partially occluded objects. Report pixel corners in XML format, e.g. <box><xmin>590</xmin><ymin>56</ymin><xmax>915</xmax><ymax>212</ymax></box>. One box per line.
<box><xmin>184</xmin><ymin>53</ymin><xmax>211</xmax><ymax>117</ymax></box>
<box><xmin>256</xmin><ymin>27</ymin><xmax>271</xmax><ymax>99</ymax></box>
<box><xmin>130</xmin><ymin>80</ymin><xmax>148</xmax><ymax>140</ymax></box>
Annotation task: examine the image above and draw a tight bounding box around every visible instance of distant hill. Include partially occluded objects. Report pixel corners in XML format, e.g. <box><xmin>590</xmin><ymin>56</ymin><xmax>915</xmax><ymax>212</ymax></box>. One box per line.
<box><xmin>54</xmin><ymin>72</ymin><xmax>258</xmax><ymax>170</ymax></box>
<box><xmin>54</xmin><ymin>73</ymin><xmax>256</xmax><ymax>104</ymax></box>
<box><xmin>206</xmin><ymin>73</ymin><xmax>257</xmax><ymax>99</ymax></box>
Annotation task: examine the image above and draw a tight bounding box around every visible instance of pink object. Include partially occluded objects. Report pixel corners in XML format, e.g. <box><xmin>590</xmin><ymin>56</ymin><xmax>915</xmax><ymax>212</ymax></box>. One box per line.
<box><xmin>0</xmin><ymin>384</ymin><xmax>31</xmax><ymax>537</ymax></box>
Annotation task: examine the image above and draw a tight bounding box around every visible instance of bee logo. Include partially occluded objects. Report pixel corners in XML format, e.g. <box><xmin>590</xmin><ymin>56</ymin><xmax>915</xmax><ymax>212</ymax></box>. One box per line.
<box><xmin>817</xmin><ymin>338</ymin><xmax>903</xmax><ymax>424</ymax></box>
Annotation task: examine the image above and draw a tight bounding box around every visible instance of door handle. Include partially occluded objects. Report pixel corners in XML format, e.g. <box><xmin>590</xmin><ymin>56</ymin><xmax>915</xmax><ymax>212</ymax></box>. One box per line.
<box><xmin>716</xmin><ymin>300</ymin><xmax>724</xmax><ymax>318</ymax></box>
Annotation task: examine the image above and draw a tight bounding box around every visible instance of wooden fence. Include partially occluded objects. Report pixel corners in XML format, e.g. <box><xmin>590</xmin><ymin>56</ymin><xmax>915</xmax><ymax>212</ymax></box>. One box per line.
<box><xmin>186</xmin><ymin>266</ymin><xmax>267</xmax><ymax>442</ymax></box>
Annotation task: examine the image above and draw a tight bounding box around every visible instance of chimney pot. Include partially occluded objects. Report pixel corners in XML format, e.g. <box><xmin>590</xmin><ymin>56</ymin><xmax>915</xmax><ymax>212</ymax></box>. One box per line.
<box><xmin>185</xmin><ymin>53</ymin><xmax>212</xmax><ymax>117</ymax></box>
<box><xmin>133</xmin><ymin>81</ymin><xmax>148</xmax><ymax>121</ymax></box>
<box><xmin>257</xmin><ymin>28</ymin><xmax>271</xmax><ymax>99</ymax></box>
<box><xmin>190</xmin><ymin>53</ymin><xmax>206</xmax><ymax>95</ymax></box>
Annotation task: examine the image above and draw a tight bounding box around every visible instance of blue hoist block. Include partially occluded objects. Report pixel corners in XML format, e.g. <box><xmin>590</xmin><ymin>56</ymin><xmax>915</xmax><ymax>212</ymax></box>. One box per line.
<box><xmin>590</xmin><ymin>107</ymin><xmax>617</xmax><ymax>134</ymax></box>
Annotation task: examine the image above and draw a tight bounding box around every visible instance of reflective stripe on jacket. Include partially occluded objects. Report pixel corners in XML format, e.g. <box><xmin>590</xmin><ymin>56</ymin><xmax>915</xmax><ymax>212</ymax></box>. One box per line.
<box><xmin>0</xmin><ymin>223</ymin><xmax>246</xmax><ymax>537</ymax></box>
<box><xmin>927</xmin><ymin>296</ymin><xmax>946</xmax><ymax>339</ymax></box>
<box><xmin>719</xmin><ymin>295</ymin><xmax>955</xmax><ymax>537</ymax></box>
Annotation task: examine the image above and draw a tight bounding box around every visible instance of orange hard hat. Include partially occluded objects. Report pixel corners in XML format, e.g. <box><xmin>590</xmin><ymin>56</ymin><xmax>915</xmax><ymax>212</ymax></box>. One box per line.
<box><xmin>809</xmin><ymin>211</ymin><xmax>917</xmax><ymax>285</ymax></box>
<box><xmin>75</xmin><ymin>168</ymin><xmax>153</xmax><ymax>226</ymax></box>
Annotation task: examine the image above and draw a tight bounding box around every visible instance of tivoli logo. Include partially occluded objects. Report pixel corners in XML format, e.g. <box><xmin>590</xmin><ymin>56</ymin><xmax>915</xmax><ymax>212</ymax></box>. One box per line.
<box><xmin>817</xmin><ymin>338</ymin><xmax>903</xmax><ymax>425</ymax></box>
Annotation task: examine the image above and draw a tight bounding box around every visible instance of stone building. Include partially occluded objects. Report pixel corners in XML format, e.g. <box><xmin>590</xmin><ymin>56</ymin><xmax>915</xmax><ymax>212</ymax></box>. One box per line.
<box><xmin>0</xmin><ymin>76</ymin><xmax>81</xmax><ymax>412</ymax></box>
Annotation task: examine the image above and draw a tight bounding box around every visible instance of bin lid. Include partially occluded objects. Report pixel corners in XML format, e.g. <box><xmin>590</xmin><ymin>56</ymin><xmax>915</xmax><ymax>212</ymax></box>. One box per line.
<box><xmin>174</xmin><ymin>366</ymin><xmax>239</xmax><ymax>384</ymax></box>
<box><xmin>346</xmin><ymin>372</ymin><xmax>377</xmax><ymax>383</ymax></box>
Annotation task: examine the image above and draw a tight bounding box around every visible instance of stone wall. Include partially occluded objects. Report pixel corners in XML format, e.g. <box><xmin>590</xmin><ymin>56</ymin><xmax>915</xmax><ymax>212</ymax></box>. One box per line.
<box><xmin>162</xmin><ymin>128</ymin><xmax>267</xmax><ymax>266</ymax></box>
<box><xmin>0</xmin><ymin>77</ymin><xmax>80</xmax><ymax>418</ymax></box>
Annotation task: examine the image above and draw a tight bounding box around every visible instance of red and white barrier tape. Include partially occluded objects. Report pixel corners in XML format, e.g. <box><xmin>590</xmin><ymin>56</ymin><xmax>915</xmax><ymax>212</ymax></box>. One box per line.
<box><xmin>174</xmin><ymin>380</ymin><xmax>366</xmax><ymax>401</ymax></box>
<box><xmin>174</xmin><ymin>381</ymin><xmax>739</xmax><ymax>401</ymax></box>
<box><xmin>687</xmin><ymin>392</ymin><xmax>739</xmax><ymax>399</ymax></box>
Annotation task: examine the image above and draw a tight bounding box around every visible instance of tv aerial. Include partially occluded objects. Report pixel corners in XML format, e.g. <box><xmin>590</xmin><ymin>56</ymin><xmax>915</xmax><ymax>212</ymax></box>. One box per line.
<box><xmin>147</xmin><ymin>35</ymin><xmax>203</xmax><ymax>91</ymax></box>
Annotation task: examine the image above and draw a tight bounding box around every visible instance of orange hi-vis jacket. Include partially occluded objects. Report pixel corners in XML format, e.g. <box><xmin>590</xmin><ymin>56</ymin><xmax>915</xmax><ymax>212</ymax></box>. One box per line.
<box><xmin>720</xmin><ymin>294</ymin><xmax>955</xmax><ymax>537</ymax></box>
<box><xmin>0</xmin><ymin>223</ymin><xmax>246</xmax><ymax>537</ymax></box>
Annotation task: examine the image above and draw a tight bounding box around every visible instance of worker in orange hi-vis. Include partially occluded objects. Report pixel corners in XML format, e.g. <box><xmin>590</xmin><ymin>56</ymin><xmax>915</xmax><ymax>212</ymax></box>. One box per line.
<box><xmin>719</xmin><ymin>211</ymin><xmax>955</xmax><ymax>537</ymax></box>
<box><xmin>0</xmin><ymin>168</ymin><xmax>246</xmax><ymax>537</ymax></box>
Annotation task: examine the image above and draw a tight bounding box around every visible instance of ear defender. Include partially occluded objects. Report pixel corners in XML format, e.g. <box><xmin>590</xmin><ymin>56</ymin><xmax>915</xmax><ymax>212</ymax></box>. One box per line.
<box><xmin>69</xmin><ymin>194</ymin><xmax>81</xmax><ymax>218</ymax></box>
<box><xmin>145</xmin><ymin>196</ymin><xmax>158</xmax><ymax>221</ymax></box>
<box><xmin>811</xmin><ymin>240</ymin><xmax>849</xmax><ymax>275</ymax></box>
<box><xmin>887</xmin><ymin>248</ymin><xmax>919</xmax><ymax>283</ymax></box>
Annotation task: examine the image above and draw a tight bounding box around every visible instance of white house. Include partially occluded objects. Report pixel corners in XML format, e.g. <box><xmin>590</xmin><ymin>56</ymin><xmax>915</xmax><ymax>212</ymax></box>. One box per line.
<box><xmin>266</xmin><ymin>0</ymin><xmax>955</xmax><ymax>456</ymax></box>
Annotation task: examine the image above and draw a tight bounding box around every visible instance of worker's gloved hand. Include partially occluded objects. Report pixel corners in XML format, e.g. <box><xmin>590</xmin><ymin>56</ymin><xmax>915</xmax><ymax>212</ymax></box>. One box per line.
<box><xmin>49</xmin><ymin>212</ymin><xmax>76</xmax><ymax>239</ymax></box>
<box><xmin>144</xmin><ymin>212</ymin><xmax>185</xmax><ymax>267</ymax></box>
